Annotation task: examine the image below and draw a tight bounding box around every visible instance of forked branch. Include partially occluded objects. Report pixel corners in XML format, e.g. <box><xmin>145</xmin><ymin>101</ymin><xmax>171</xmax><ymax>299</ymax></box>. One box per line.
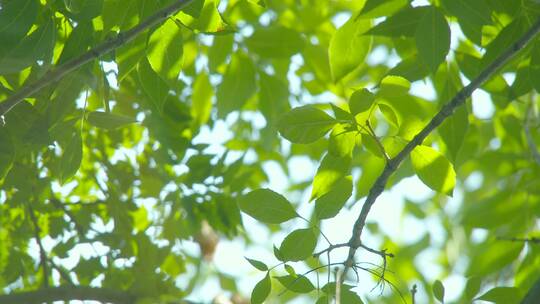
<box><xmin>342</xmin><ymin>18</ymin><xmax>540</xmax><ymax>278</ymax></box>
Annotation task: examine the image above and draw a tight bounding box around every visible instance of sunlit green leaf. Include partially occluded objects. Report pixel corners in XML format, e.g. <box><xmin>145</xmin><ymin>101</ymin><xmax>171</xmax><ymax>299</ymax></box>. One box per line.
<box><xmin>411</xmin><ymin>145</ymin><xmax>456</xmax><ymax>195</ymax></box>
<box><xmin>238</xmin><ymin>189</ymin><xmax>297</xmax><ymax>224</ymax></box>
<box><xmin>377</xmin><ymin>75</ymin><xmax>410</xmax><ymax>98</ymax></box>
<box><xmin>329</xmin><ymin>124</ymin><xmax>357</xmax><ymax>157</ymax></box>
<box><xmin>176</xmin><ymin>0</ymin><xmax>232</xmax><ymax>34</ymax></box>
<box><xmin>191</xmin><ymin>72</ymin><xmax>213</xmax><ymax>126</ymax></box>
<box><xmin>329</xmin><ymin>15</ymin><xmax>372</xmax><ymax>81</ymax></box>
<box><xmin>349</xmin><ymin>88</ymin><xmax>375</xmax><ymax>115</ymax></box>
<box><xmin>137</xmin><ymin>57</ymin><xmax>170</xmax><ymax>113</ymax></box>
<box><xmin>147</xmin><ymin>18</ymin><xmax>183</xmax><ymax>82</ymax></box>
<box><xmin>311</xmin><ymin>153</ymin><xmax>351</xmax><ymax>200</ymax></box>
<box><xmin>315</xmin><ymin>176</ymin><xmax>353</xmax><ymax>219</ymax></box>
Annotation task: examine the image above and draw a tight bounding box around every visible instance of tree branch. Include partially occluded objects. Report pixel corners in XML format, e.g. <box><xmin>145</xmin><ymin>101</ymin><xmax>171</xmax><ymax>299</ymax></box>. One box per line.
<box><xmin>342</xmin><ymin>18</ymin><xmax>540</xmax><ymax>278</ymax></box>
<box><xmin>0</xmin><ymin>0</ymin><xmax>194</xmax><ymax>116</ymax></box>
<box><xmin>0</xmin><ymin>286</ymin><xmax>136</xmax><ymax>304</ymax></box>
<box><xmin>27</xmin><ymin>204</ymin><xmax>49</xmax><ymax>288</ymax></box>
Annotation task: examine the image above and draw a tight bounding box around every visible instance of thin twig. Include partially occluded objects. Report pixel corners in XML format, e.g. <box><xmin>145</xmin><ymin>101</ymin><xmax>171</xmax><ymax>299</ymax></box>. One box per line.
<box><xmin>342</xmin><ymin>18</ymin><xmax>540</xmax><ymax>279</ymax></box>
<box><xmin>411</xmin><ymin>284</ymin><xmax>418</xmax><ymax>304</ymax></box>
<box><xmin>497</xmin><ymin>236</ymin><xmax>540</xmax><ymax>244</ymax></box>
<box><xmin>27</xmin><ymin>204</ymin><xmax>49</xmax><ymax>288</ymax></box>
<box><xmin>313</xmin><ymin>242</ymin><xmax>349</xmax><ymax>258</ymax></box>
<box><xmin>366</xmin><ymin>120</ymin><xmax>390</xmax><ymax>161</ymax></box>
<box><xmin>0</xmin><ymin>0</ymin><xmax>195</xmax><ymax>116</ymax></box>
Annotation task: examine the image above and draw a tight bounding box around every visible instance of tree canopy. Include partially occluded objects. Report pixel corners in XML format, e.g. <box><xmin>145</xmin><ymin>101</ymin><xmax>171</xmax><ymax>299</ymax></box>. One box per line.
<box><xmin>1</xmin><ymin>0</ymin><xmax>540</xmax><ymax>303</ymax></box>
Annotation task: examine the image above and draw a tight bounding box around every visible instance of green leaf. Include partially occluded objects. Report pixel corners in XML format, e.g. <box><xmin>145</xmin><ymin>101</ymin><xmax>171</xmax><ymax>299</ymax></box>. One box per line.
<box><xmin>439</xmin><ymin>105</ymin><xmax>468</xmax><ymax>161</ymax></box>
<box><xmin>57</xmin><ymin>21</ymin><xmax>94</xmax><ymax>65</ymax></box>
<box><xmin>464</xmin><ymin>277</ymin><xmax>482</xmax><ymax>300</ymax></box>
<box><xmin>378</xmin><ymin>75</ymin><xmax>410</xmax><ymax>98</ymax></box>
<box><xmin>137</xmin><ymin>58</ymin><xmax>170</xmax><ymax>113</ymax></box>
<box><xmin>476</xmin><ymin>287</ymin><xmax>521</xmax><ymax>304</ymax></box>
<box><xmin>329</xmin><ymin>15</ymin><xmax>372</xmax><ymax>81</ymax></box>
<box><xmin>481</xmin><ymin>19</ymin><xmax>527</xmax><ymax>68</ymax></box>
<box><xmin>238</xmin><ymin>189</ymin><xmax>297</xmax><ymax>224</ymax></box>
<box><xmin>147</xmin><ymin>18</ymin><xmax>183</xmax><ymax>82</ymax></box>
<box><xmin>177</xmin><ymin>0</ymin><xmax>232</xmax><ymax>34</ymax></box>
<box><xmin>161</xmin><ymin>254</ymin><xmax>185</xmax><ymax>277</ymax></box>
<box><xmin>208</xmin><ymin>34</ymin><xmax>234</xmax><ymax>72</ymax></box>
<box><xmin>530</xmin><ymin>40</ymin><xmax>540</xmax><ymax>93</ymax></box>
<box><xmin>279</xmin><ymin>228</ymin><xmax>317</xmax><ymax>261</ymax></box>
<box><xmin>441</xmin><ymin>0</ymin><xmax>492</xmax><ymax>26</ymax></box>
<box><xmin>216</xmin><ymin>52</ymin><xmax>257</xmax><ymax>117</ymax></box>
<box><xmin>277</xmin><ymin>106</ymin><xmax>337</xmax><ymax>144</ymax></box>
<box><xmin>117</xmin><ymin>35</ymin><xmax>146</xmax><ymax>82</ymax></box>
<box><xmin>433</xmin><ymin>280</ymin><xmax>445</xmax><ymax>303</ymax></box>
<box><xmin>284</xmin><ymin>264</ymin><xmax>296</xmax><ymax>276</ymax></box>
<box><xmin>0</xmin><ymin>0</ymin><xmax>38</xmax><ymax>48</ymax></box>
<box><xmin>63</xmin><ymin>0</ymin><xmax>103</xmax><ymax>21</ymax></box>
<box><xmin>259</xmin><ymin>72</ymin><xmax>290</xmax><ymax>125</ymax></box>
<box><xmin>378</xmin><ymin>103</ymin><xmax>399</xmax><ymax>127</ymax></box>
<box><xmin>411</xmin><ymin>145</ymin><xmax>456</xmax><ymax>195</ymax></box>
<box><xmin>273</xmin><ymin>245</ymin><xmax>284</xmax><ymax>261</ymax></box>
<box><xmin>59</xmin><ymin>131</ymin><xmax>83</xmax><ymax>184</ymax></box>
<box><xmin>0</xmin><ymin>131</ymin><xmax>15</xmax><ymax>180</ymax></box>
<box><xmin>388</xmin><ymin>55</ymin><xmax>430</xmax><ymax>82</ymax></box>
<box><xmin>251</xmin><ymin>273</ymin><xmax>271</xmax><ymax>304</ymax></box>
<box><xmin>275</xmin><ymin>275</ymin><xmax>315</xmax><ymax>293</ymax></box>
<box><xmin>349</xmin><ymin>88</ymin><xmax>375</xmax><ymax>115</ymax></box>
<box><xmin>86</xmin><ymin>111</ymin><xmax>137</xmax><ymax>130</ymax></box>
<box><xmin>315</xmin><ymin>176</ymin><xmax>353</xmax><ymax>219</ymax></box>
<box><xmin>329</xmin><ymin>124</ymin><xmax>357</xmax><ymax>157</ymax></box>
<box><xmin>311</xmin><ymin>153</ymin><xmax>351</xmax><ymax>200</ymax></box>
<box><xmin>246</xmin><ymin>26</ymin><xmax>305</xmax><ymax>58</ymax></box>
<box><xmin>415</xmin><ymin>7</ymin><xmax>451</xmax><ymax>72</ymax></box>
<box><xmin>359</xmin><ymin>0</ymin><xmax>408</xmax><ymax>19</ymax></box>
<box><xmin>245</xmin><ymin>257</ymin><xmax>268</xmax><ymax>271</ymax></box>
<box><xmin>191</xmin><ymin>72</ymin><xmax>213</xmax><ymax>126</ymax></box>
<box><xmin>0</xmin><ymin>18</ymin><xmax>56</xmax><ymax>74</ymax></box>
<box><xmin>366</xmin><ymin>6</ymin><xmax>429</xmax><ymax>37</ymax></box>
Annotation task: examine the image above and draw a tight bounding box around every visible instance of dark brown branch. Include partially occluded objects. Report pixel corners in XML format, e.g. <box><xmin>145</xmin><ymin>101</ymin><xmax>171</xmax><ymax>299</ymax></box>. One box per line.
<box><xmin>0</xmin><ymin>286</ymin><xmax>136</xmax><ymax>304</ymax></box>
<box><xmin>0</xmin><ymin>0</ymin><xmax>194</xmax><ymax>116</ymax></box>
<box><xmin>342</xmin><ymin>18</ymin><xmax>540</xmax><ymax>278</ymax></box>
